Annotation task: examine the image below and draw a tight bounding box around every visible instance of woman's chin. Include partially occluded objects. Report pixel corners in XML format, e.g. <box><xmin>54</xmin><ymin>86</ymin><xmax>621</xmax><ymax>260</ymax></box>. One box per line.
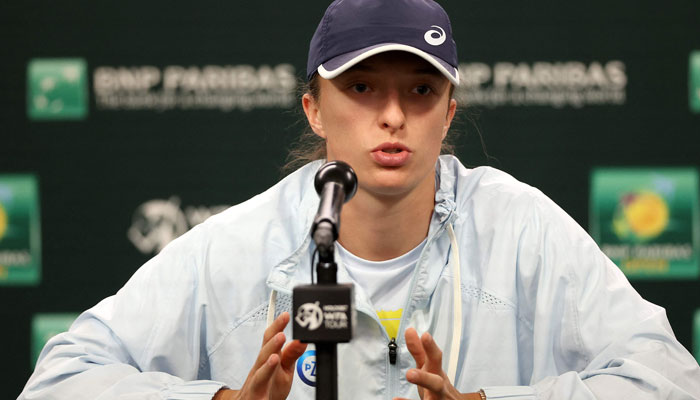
<box><xmin>358</xmin><ymin>175</ymin><xmax>423</xmax><ymax>199</ymax></box>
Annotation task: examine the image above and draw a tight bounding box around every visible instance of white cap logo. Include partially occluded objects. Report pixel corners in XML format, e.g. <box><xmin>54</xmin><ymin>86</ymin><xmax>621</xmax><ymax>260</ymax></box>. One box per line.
<box><xmin>424</xmin><ymin>25</ymin><xmax>446</xmax><ymax>46</ymax></box>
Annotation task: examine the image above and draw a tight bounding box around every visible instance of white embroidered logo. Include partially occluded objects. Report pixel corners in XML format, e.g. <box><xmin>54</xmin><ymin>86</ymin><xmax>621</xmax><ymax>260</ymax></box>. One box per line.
<box><xmin>424</xmin><ymin>25</ymin><xmax>446</xmax><ymax>46</ymax></box>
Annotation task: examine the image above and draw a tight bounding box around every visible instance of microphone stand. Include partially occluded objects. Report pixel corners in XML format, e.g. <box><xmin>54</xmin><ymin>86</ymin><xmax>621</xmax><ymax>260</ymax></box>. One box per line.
<box><xmin>315</xmin><ymin>247</ymin><xmax>338</xmax><ymax>400</ymax></box>
<box><xmin>293</xmin><ymin>160</ymin><xmax>357</xmax><ymax>400</ymax></box>
<box><xmin>293</xmin><ymin>236</ymin><xmax>352</xmax><ymax>400</ymax></box>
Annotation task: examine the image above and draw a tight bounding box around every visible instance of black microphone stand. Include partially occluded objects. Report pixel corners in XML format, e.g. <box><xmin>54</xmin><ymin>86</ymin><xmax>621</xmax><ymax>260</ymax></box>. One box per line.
<box><xmin>315</xmin><ymin>245</ymin><xmax>339</xmax><ymax>400</ymax></box>
<box><xmin>293</xmin><ymin>161</ymin><xmax>356</xmax><ymax>400</ymax></box>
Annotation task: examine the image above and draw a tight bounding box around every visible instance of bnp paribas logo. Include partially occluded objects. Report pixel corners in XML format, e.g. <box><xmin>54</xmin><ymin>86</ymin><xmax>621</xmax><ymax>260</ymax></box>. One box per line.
<box><xmin>0</xmin><ymin>175</ymin><xmax>41</xmax><ymax>286</ymax></box>
<box><xmin>691</xmin><ymin>51</ymin><xmax>700</xmax><ymax>113</ymax></box>
<box><xmin>27</xmin><ymin>58</ymin><xmax>87</xmax><ymax>120</ymax></box>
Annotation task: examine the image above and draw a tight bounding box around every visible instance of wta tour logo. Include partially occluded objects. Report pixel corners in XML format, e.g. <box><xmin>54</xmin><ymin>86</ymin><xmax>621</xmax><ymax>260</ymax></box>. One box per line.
<box><xmin>590</xmin><ymin>168</ymin><xmax>699</xmax><ymax>279</ymax></box>
<box><xmin>690</xmin><ymin>51</ymin><xmax>700</xmax><ymax>113</ymax></box>
<box><xmin>0</xmin><ymin>175</ymin><xmax>41</xmax><ymax>285</ymax></box>
<box><xmin>295</xmin><ymin>302</ymin><xmax>324</xmax><ymax>331</ymax></box>
<box><xmin>27</xmin><ymin>58</ymin><xmax>88</xmax><ymax>120</ymax></box>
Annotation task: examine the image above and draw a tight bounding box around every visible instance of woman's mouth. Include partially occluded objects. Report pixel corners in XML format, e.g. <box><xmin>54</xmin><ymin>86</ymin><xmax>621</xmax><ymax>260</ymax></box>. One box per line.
<box><xmin>371</xmin><ymin>143</ymin><xmax>412</xmax><ymax>167</ymax></box>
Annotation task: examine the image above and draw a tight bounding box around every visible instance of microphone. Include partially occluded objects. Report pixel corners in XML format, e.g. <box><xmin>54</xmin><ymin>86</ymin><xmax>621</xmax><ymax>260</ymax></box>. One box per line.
<box><xmin>310</xmin><ymin>161</ymin><xmax>357</xmax><ymax>258</ymax></box>
<box><xmin>295</xmin><ymin>161</ymin><xmax>357</xmax><ymax>400</ymax></box>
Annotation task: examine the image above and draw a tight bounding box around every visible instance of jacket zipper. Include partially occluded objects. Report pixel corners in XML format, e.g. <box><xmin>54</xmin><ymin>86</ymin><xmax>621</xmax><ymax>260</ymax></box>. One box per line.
<box><xmin>388</xmin><ymin>337</ymin><xmax>398</xmax><ymax>364</ymax></box>
<box><xmin>387</xmin><ymin>218</ymin><xmax>452</xmax><ymax>399</ymax></box>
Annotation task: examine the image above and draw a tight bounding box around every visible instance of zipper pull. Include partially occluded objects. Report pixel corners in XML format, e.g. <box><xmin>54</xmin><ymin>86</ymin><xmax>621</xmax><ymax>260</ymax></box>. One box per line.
<box><xmin>388</xmin><ymin>337</ymin><xmax>398</xmax><ymax>365</ymax></box>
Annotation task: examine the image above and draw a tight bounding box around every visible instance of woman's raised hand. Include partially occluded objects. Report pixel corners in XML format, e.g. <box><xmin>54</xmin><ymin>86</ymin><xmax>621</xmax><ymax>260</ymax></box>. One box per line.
<box><xmin>214</xmin><ymin>312</ymin><xmax>307</xmax><ymax>400</ymax></box>
<box><xmin>394</xmin><ymin>328</ymin><xmax>482</xmax><ymax>400</ymax></box>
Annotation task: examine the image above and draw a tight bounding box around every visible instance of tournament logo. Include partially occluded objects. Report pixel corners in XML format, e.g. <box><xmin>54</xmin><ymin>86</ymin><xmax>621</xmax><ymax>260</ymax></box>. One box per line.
<box><xmin>0</xmin><ymin>202</ymin><xmax>7</xmax><ymax>241</ymax></box>
<box><xmin>0</xmin><ymin>175</ymin><xmax>41</xmax><ymax>286</ymax></box>
<box><xmin>296</xmin><ymin>350</ymin><xmax>317</xmax><ymax>386</ymax></box>
<box><xmin>27</xmin><ymin>58</ymin><xmax>88</xmax><ymax>120</ymax></box>
<box><xmin>690</xmin><ymin>51</ymin><xmax>700</xmax><ymax>113</ymax></box>
<box><xmin>612</xmin><ymin>191</ymin><xmax>669</xmax><ymax>242</ymax></box>
<box><xmin>590</xmin><ymin>168</ymin><xmax>699</xmax><ymax>279</ymax></box>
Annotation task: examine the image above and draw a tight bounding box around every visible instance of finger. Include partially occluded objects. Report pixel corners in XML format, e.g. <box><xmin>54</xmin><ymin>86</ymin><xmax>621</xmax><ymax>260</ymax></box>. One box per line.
<box><xmin>420</xmin><ymin>332</ymin><xmax>443</xmax><ymax>373</ymax></box>
<box><xmin>250</xmin><ymin>353</ymin><xmax>280</xmax><ymax>396</ymax></box>
<box><xmin>253</xmin><ymin>331</ymin><xmax>286</xmax><ymax>369</ymax></box>
<box><xmin>404</xmin><ymin>327</ymin><xmax>426</xmax><ymax>369</ymax></box>
<box><xmin>263</xmin><ymin>312</ymin><xmax>290</xmax><ymax>344</ymax></box>
<box><xmin>406</xmin><ymin>368</ymin><xmax>445</xmax><ymax>394</ymax></box>
<box><xmin>280</xmin><ymin>340</ymin><xmax>308</xmax><ymax>373</ymax></box>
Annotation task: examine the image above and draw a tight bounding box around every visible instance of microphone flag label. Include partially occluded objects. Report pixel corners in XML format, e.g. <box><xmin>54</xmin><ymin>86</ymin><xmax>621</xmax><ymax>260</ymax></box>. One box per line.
<box><xmin>292</xmin><ymin>283</ymin><xmax>354</xmax><ymax>343</ymax></box>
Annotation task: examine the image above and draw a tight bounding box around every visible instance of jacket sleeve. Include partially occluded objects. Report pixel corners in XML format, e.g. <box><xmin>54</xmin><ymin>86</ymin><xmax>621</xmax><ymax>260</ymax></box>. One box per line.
<box><xmin>483</xmin><ymin>193</ymin><xmax>700</xmax><ymax>400</ymax></box>
<box><xmin>18</xmin><ymin>227</ymin><xmax>229</xmax><ymax>400</ymax></box>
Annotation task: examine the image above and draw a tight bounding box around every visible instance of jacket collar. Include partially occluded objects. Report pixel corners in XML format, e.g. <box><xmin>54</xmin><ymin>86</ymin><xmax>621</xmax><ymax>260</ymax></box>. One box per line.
<box><xmin>266</xmin><ymin>156</ymin><xmax>460</xmax><ymax>296</ymax></box>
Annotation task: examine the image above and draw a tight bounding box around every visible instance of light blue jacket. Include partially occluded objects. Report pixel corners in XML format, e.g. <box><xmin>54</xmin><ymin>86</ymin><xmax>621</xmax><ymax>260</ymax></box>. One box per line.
<box><xmin>20</xmin><ymin>156</ymin><xmax>700</xmax><ymax>400</ymax></box>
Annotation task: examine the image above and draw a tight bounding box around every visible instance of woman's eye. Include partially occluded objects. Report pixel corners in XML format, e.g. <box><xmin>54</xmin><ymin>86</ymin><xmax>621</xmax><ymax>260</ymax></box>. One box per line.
<box><xmin>412</xmin><ymin>85</ymin><xmax>432</xmax><ymax>95</ymax></box>
<box><xmin>352</xmin><ymin>83</ymin><xmax>369</xmax><ymax>93</ymax></box>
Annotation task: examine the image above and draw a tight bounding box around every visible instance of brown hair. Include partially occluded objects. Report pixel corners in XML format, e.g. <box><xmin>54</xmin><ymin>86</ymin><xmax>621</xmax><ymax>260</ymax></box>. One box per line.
<box><xmin>282</xmin><ymin>75</ymin><xmax>458</xmax><ymax>174</ymax></box>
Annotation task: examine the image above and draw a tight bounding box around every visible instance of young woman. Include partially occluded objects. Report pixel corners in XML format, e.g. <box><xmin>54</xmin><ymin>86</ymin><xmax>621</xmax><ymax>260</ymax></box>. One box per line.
<box><xmin>20</xmin><ymin>1</ymin><xmax>700</xmax><ymax>400</ymax></box>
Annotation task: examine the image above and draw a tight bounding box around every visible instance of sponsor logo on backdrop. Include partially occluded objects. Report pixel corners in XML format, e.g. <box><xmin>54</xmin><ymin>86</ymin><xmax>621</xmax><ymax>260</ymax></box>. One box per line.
<box><xmin>31</xmin><ymin>313</ymin><xmax>79</xmax><ymax>367</ymax></box>
<box><xmin>690</xmin><ymin>51</ymin><xmax>700</xmax><ymax>113</ymax></box>
<box><xmin>457</xmin><ymin>60</ymin><xmax>627</xmax><ymax>108</ymax></box>
<box><xmin>93</xmin><ymin>64</ymin><xmax>297</xmax><ymax>112</ymax></box>
<box><xmin>27</xmin><ymin>58</ymin><xmax>88</xmax><ymax>120</ymax></box>
<box><xmin>590</xmin><ymin>168</ymin><xmax>699</xmax><ymax>279</ymax></box>
<box><xmin>127</xmin><ymin>196</ymin><xmax>229</xmax><ymax>255</ymax></box>
<box><xmin>0</xmin><ymin>175</ymin><xmax>41</xmax><ymax>285</ymax></box>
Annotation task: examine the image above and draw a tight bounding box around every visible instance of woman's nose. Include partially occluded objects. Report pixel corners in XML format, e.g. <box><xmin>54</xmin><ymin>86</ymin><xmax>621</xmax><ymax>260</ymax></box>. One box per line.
<box><xmin>378</xmin><ymin>90</ymin><xmax>406</xmax><ymax>133</ymax></box>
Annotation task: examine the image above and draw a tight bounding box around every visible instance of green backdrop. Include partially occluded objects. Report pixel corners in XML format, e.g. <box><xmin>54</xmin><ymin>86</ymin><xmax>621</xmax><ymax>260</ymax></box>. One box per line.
<box><xmin>1</xmin><ymin>1</ymin><xmax>699</xmax><ymax>397</ymax></box>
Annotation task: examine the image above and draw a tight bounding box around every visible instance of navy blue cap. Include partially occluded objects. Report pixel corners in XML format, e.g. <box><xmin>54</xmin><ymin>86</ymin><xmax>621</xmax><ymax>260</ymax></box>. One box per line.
<box><xmin>307</xmin><ymin>0</ymin><xmax>459</xmax><ymax>85</ymax></box>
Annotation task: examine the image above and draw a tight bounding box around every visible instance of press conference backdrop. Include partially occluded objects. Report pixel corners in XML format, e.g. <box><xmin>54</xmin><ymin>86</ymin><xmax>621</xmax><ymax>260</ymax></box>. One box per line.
<box><xmin>1</xmin><ymin>0</ymin><xmax>699</xmax><ymax>396</ymax></box>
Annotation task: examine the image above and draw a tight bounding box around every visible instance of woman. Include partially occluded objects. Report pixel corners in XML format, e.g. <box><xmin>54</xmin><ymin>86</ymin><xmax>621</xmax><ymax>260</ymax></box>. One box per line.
<box><xmin>20</xmin><ymin>1</ymin><xmax>700</xmax><ymax>399</ymax></box>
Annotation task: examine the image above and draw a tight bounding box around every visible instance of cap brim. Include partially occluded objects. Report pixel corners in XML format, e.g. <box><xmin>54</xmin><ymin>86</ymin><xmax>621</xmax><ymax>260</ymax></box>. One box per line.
<box><xmin>317</xmin><ymin>43</ymin><xmax>459</xmax><ymax>86</ymax></box>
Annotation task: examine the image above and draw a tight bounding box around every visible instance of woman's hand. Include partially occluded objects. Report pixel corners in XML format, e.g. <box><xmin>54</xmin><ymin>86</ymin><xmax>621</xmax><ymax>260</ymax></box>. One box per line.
<box><xmin>394</xmin><ymin>328</ymin><xmax>482</xmax><ymax>400</ymax></box>
<box><xmin>214</xmin><ymin>312</ymin><xmax>307</xmax><ymax>400</ymax></box>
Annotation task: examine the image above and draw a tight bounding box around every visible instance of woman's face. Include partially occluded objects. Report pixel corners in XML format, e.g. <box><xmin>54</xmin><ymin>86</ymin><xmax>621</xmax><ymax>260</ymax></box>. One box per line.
<box><xmin>303</xmin><ymin>52</ymin><xmax>457</xmax><ymax>200</ymax></box>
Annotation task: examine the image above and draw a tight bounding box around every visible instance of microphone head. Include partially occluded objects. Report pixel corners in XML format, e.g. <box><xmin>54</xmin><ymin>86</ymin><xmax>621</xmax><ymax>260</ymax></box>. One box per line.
<box><xmin>314</xmin><ymin>161</ymin><xmax>358</xmax><ymax>202</ymax></box>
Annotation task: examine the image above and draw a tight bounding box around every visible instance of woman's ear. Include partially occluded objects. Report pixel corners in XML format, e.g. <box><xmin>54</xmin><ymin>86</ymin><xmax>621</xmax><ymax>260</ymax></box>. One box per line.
<box><xmin>302</xmin><ymin>93</ymin><xmax>325</xmax><ymax>139</ymax></box>
<box><xmin>442</xmin><ymin>98</ymin><xmax>457</xmax><ymax>140</ymax></box>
